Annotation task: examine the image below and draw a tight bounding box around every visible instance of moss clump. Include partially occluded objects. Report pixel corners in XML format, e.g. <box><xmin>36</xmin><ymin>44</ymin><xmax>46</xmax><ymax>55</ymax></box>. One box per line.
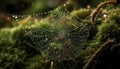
<box><xmin>108</xmin><ymin>8</ymin><xmax>120</xmax><ymax>24</ymax></box>
<box><xmin>26</xmin><ymin>55</ymin><xmax>48</xmax><ymax>69</ymax></box>
<box><xmin>0</xmin><ymin>47</ymin><xmax>26</xmax><ymax>69</ymax></box>
<box><xmin>11</xmin><ymin>26</ymin><xmax>25</xmax><ymax>41</ymax></box>
<box><xmin>97</xmin><ymin>20</ymin><xmax>120</xmax><ymax>42</ymax></box>
<box><xmin>71</xmin><ymin>9</ymin><xmax>90</xmax><ymax>19</ymax></box>
<box><xmin>0</xmin><ymin>28</ymin><xmax>14</xmax><ymax>44</ymax></box>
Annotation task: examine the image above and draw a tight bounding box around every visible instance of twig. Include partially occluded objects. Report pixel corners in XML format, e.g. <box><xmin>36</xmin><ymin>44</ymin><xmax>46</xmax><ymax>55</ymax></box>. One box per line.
<box><xmin>82</xmin><ymin>39</ymin><xmax>115</xmax><ymax>69</ymax></box>
<box><xmin>90</xmin><ymin>1</ymin><xmax>116</xmax><ymax>25</ymax></box>
<box><xmin>50</xmin><ymin>61</ymin><xmax>54</xmax><ymax>69</ymax></box>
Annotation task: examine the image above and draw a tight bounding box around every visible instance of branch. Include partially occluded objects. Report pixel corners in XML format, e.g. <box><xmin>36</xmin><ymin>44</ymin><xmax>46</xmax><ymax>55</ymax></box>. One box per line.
<box><xmin>82</xmin><ymin>39</ymin><xmax>115</xmax><ymax>69</ymax></box>
<box><xmin>90</xmin><ymin>1</ymin><xmax>117</xmax><ymax>25</ymax></box>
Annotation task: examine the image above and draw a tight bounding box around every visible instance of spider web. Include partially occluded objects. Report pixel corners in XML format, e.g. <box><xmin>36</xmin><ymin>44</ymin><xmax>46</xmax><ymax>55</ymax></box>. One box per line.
<box><xmin>0</xmin><ymin>0</ymin><xmax>109</xmax><ymax>68</ymax></box>
<box><xmin>23</xmin><ymin>6</ymin><xmax>92</xmax><ymax>61</ymax></box>
<box><xmin>0</xmin><ymin>1</ymin><xmax>92</xmax><ymax>69</ymax></box>
<box><xmin>0</xmin><ymin>0</ymin><xmax>92</xmax><ymax>61</ymax></box>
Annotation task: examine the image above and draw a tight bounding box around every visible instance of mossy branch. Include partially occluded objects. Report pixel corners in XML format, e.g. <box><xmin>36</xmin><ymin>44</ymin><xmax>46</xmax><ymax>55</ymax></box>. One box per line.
<box><xmin>82</xmin><ymin>38</ymin><xmax>115</xmax><ymax>69</ymax></box>
<box><xmin>90</xmin><ymin>0</ymin><xmax>117</xmax><ymax>25</ymax></box>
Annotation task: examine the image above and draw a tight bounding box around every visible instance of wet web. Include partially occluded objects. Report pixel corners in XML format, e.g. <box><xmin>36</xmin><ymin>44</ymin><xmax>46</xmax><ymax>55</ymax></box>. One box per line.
<box><xmin>1</xmin><ymin>3</ymin><xmax>91</xmax><ymax>61</ymax></box>
<box><xmin>22</xmin><ymin>6</ymin><xmax>92</xmax><ymax>61</ymax></box>
<box><xmin>0</xmin><ymin>0</ymin><xmax>92</xmax><ymax>68</ymax></box>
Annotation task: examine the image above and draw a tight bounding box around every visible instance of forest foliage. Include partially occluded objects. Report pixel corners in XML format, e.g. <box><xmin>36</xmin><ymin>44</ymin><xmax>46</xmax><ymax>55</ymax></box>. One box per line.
<box><xmin>0</xmin><ymin>0</ymin><xmax>120</xmax><ymax>69</ymax></box>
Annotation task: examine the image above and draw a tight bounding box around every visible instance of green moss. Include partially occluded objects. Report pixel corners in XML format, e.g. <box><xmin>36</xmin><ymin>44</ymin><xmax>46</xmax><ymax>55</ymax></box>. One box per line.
<box><xmin>71</xmin><ymin>8</ymin><xmax>90</xmax><ymax>19</ymax></box>
<box><xmin>0</xmin><ymin>46</ymin><xmax>26</xmax><ymax>69</ymax></box>
<box><xmin>26</xmin><ymin>55</ymin><xmax>47</xmax><ymax>69</ymax></box>
<box><xmin>96</xmin><ymin>8</ymin><xmax>120</xmax><ymax>42</ymax></box>
<box><xmin>108</xmin><ymin>9</ymin><xmax>120</xmax><ymax>24</ymax></box>
<box><xmin>10</xmin><ymin>26</ymin><xmax>24</xmax><ymax>41</ymax></box>
<box><xmin>0</xmin><ymin>28</ymin><xmax>14</xmax><ymax>44</ymax></box>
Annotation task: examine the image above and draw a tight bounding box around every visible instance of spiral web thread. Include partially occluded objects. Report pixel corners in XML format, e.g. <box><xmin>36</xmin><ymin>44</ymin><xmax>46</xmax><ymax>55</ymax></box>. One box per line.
<box><xmin>23</xmin><ymin>5</ymin><xmax>92</xmax><ymax>61</ymax></box>
<box><xmin>0</xmin><ymin>0</ymin><xmax>92</xmax><ymax>62</ymax></box>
